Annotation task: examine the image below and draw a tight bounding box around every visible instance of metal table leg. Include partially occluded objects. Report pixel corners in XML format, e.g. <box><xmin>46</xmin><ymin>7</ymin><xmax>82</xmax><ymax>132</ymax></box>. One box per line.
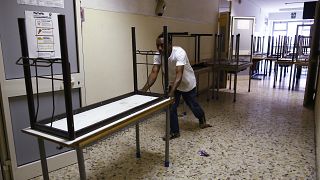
<box><xmin>136</xmin><ymin>123</ymin><xmax>141</xmax><ymax>158</ymax></box>
<box><xmin>38</xmin><ymin>138</ymin><xmax>49</xmax><ymax>180</ymax></box>
<box><xmin>211</xmin><ymin>68</ymin><xmax>215</xmax><ymax>100</ymax></box>
<box><xmin>164</xmin><ymin>107</ymin><xmax>170</xmax><ymax>167</ymax></box>
<box><xmin>206</xmin><ymin>70</ymin><xmax>210</xmax><ymax>101</ymax></box>
<box><xmin>229</xmin><ymin>74</ymin><xmax>232</xmax><ymax>90</ymax></box>
<box><xmin>248</xmin><ymin>65</ymin><xmax>252</xmax><ymax>92</ymax></box>
<box><xmin>233</xmin><ymin>73</ymin><xmax>237</xmax><ymax>102</ymax></box>
<box><xmin>76</xmin><ymin>147</ymin><xmax>86</xmax><ymax>180</ymax></box>
<box><xmin>216</xmin><ymin>70</ymin><xmax>220</xmax><ymax>100</ymax></box>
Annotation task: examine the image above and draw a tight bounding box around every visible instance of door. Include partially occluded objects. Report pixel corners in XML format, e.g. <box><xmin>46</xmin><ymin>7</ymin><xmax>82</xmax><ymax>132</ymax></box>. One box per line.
<box><xmin>218</xmin><ymin>12</ymin><xmax>231</xmax><ymax>59</ymax></box>
<box><xmin>0</xmin><ymin>0</ymin><xmax>85</xmax><ymax>179</ymax></box>
<box><xmin>0</xmin><ymin>166</ymin><xmax>3</xmax><ymax>180</ymax></box>
<box><xmin>232</xmin><ymin>17</ymin><xmax>255</xmax><ymax>55</ymax></box>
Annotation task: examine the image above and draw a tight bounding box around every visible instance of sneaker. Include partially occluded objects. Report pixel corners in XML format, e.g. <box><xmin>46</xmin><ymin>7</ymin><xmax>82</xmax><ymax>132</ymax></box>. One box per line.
<box><xmin>162</xmin><ymin>132</ymin><xmax>180</xmax><ymax>141</ymax></box>
<box><xmin>199</xmin><ymin>123</ymin><xmax>212</xmax><ymax>129</ymax></box>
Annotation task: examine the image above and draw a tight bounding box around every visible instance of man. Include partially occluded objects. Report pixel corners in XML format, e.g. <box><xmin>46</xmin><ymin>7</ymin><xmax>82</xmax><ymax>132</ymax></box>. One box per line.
<box><xmin>141</xmin><ymin>33</ymin><xmax>212</xmax><ymax>140</ymax></box>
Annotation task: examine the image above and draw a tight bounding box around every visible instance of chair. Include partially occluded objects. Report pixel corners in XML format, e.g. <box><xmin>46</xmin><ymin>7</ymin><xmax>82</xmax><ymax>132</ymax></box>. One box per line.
<box><xmin>273</xmin><ymin>35</ymin><xmax>296</xmax><ymax>89</ymax></box>
<box><xmin>291</xmin><ymin>35</ymin><xmax>311</xmax><ymax>90</ymax></box>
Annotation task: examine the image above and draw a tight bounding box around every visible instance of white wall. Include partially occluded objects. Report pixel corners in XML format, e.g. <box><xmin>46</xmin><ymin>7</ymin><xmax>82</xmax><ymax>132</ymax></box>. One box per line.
<box><xmin>231</xmin><ymin>0</ymin><xmax>268</xmax><ymax>34</ymax></box>
<box><xmin>82</xmin><ymin>0</ymin><xmax>217</xmax><ymax>24</ymax></box>
<box><xmin>269</xmin><ymin>11</ymin><xmax>303</xmax><ymax>21</ymax></box>
<box><xmin>80</xmin><ymin>1</ymin><xmax>219</xmax><ymax>105</ymax></box>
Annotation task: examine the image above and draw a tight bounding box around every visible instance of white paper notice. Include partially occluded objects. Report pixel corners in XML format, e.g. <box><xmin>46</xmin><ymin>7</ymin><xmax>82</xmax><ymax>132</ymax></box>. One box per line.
<box><xmin>18</xmin><ymin>0</ymin><xmax>64</xmax><ymax>8</ymax></box>
<box><xmin>237</xmin><ymin>20</ymin><xmax>250</xmax><ymax>30</ymax></box>
<box><xmin>17</xmin><ymin>0</ymin><xmax>38</xmax><ymax>6</ymax></box>
<box><xmin>38</xmin><ymin>0</ymin><xmax>64</xmax><ymax>8</ymax></box>
<box><xmin>25</xmin><ymin>11</ymin><xmax>61</xmax><ymax>58</ymax></box>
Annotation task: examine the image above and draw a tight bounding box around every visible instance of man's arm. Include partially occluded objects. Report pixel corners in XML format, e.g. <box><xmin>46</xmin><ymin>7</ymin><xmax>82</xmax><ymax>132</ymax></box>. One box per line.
<box><xmin>168</xmin><ymin>65</ymin><xmax>184</xmax><ymax>97</ymax></box>
<box><xmin>141</xmin><ymin>64</ymin><xmax>160</xmax><ymax>91</ymax></box>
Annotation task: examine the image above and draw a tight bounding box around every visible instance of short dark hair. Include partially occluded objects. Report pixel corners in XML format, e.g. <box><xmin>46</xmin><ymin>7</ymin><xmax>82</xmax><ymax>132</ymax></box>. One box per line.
<box><xmin>157</xmin><ymin>33</ymin><xmax>172</xmax><ymax>44</ymax></box>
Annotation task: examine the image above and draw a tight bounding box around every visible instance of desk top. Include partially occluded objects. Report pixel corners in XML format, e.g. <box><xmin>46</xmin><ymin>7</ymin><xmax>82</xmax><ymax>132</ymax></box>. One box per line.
<box><xmin>277</xmin><ymin>58</ymin><xmax>294</xmax><ymax>64</ymax></box>
<box><xmin>193</xmin><ymin>66</ymin><xmax>211</xmax><ymax>74</ymax></box>
<box><xmin>252</xmin><ymin>55</ymin><xmax>267</xmax><ymax>60</ymax></box>
<box><xmin>23</xmin><ymin>96</ymin><xmax>173</xmax><ymax>148</ymax></box>
<box><xmin>207</xmin><ymin>60</ymin><xmax>252</xmax><ymax>71</ymax></box>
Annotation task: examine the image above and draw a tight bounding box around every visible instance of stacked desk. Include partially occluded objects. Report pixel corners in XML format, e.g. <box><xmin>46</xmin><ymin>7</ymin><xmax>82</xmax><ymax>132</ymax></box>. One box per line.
<box><xmin>207</xmin><ymin>59</ymin><xmax>252</xmax><ymax>102</ymax></box>
<box><xmin>251</xmin><ymin>54</ymin><xmax>267</xmax><ymax>79</ymax></box>
<box><xmin>192</xmin><ymin>63</ymin><xmax>212</xmax><ymax>99</ymax></box>
<box><xmin>273</xmin><ymin>57</ymin><xmax>294</xmax><ymax>88</ymax></box>
<box><xmin>22</xmin><ymin>94</ymin><xmax>174</xmax><ymax>180</ymax></box>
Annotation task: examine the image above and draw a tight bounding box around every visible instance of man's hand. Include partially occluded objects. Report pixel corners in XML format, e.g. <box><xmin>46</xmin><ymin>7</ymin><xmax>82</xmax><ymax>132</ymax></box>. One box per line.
<box><xmin>140</xmin><ymin>87</ymin><xmax>148</xmax><ymax>92</ymax></box>
<box><xmin>168</xmin><ymin>90</ymin><xmax>174</xmax><ymax>97</ymax></box>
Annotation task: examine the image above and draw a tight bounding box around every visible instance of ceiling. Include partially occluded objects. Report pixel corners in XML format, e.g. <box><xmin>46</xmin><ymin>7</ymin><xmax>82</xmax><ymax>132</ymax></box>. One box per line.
<box><xmin>250</xmin><ymin>0</ymin><xmax>315</xmax><ymax>12</ymax></box>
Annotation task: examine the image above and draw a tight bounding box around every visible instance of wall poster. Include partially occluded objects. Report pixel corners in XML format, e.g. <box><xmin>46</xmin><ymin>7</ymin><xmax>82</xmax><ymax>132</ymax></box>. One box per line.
<box><xmin>25</xmin><ymin>11</ymin><xmax>61</xmax><ymax>58</ymax></box>
<box><xmin>18</xmin><ymin>0</ymin><xmax>64</xmax><ymax>8</ymax></box>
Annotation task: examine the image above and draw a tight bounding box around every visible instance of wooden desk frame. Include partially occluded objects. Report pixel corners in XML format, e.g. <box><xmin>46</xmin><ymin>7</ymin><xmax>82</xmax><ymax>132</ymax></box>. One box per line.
<box><xmin>23</xmin><ymin>97</ymin><xmax>174</xmax><ymax>180</ymax></box>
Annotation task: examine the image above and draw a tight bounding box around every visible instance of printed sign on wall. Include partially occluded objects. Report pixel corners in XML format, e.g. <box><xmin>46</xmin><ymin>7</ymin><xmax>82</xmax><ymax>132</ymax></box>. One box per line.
<box><xmin>18</xmin><ymin>0</ymin><xmax>64</xmax><ymax>8</ymax></box>
<box><xmin>25</xmin><ymin>11</ymin><xmax>61</xmax><ymax>58</ymax></box>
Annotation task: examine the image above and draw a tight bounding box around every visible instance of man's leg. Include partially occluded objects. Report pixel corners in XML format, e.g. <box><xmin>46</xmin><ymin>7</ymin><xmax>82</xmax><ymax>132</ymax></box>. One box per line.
<box><xmin>170</xmin><ymin>90</ymin><xmax>182</xmax><ymax>134</ymax></box>
<box><xmin>182</xmin><ymin>88</ymin><xmax>211</xmax><ymax>128</ymax></box>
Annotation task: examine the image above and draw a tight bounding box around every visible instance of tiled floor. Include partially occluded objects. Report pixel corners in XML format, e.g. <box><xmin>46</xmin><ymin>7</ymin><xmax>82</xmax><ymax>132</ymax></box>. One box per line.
<box><xmin>33</xmin><ymin>75</ymin><xmax>316</xmax><ymax>179</ymax></box>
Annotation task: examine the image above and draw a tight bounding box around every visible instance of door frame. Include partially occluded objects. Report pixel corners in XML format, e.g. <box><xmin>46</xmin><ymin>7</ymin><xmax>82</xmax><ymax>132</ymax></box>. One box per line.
<box><xmin>0</xmin><ymin>0</ymin><xmax>86</xmax><ymax>179</ymax></box>
<box><xmin>231</xmin><ymin>16</ymin><xmax>255</xmax><ymax>55</ymax></box>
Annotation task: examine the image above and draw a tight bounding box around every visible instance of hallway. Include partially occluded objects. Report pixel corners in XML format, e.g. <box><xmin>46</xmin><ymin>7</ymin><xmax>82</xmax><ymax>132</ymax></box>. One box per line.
<box><xmin>34</xmin><ymin>76</ymin><xmax>316</xmax><ymax>179</ymax></box>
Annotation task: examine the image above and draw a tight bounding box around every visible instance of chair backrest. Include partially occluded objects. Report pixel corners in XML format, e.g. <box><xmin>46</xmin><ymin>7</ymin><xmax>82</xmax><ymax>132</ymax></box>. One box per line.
<box><xmin>296</xmin><ymin>35</ymin><xmax>312</xmax><ymax>62</ymax></box>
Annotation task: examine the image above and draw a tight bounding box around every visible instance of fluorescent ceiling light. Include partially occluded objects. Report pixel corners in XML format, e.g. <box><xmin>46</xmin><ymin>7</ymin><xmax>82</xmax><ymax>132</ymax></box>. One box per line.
<box><xmin>279</xmin><ymin>7</ymin><xmax>304</xmax><ymax>11</ymax></box>
<box><xmin>285</xmin><ymin>2</ymin><xmax>304</xmax><ymax>5</ymax></box>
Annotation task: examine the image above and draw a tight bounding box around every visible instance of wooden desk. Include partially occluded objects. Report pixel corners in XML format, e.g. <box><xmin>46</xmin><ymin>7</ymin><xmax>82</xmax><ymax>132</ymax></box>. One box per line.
<box><xmin>252</xmin><ymin>55</ymin><xmax>267</xmax><ymax>79</ymax></box>
<box><xmin>192</xmin><ymin>64</ymin><xmax>212</xmax><ymax>100</ymax></box>
<box><xmin>291</xmin><ymin>59</ymin><xmax>309</xmax><ymax>90</ymax></box>
<box><xmin>264</xmin><ymin>56</ymin><xmax>277</xmax><ymax>76</ymax></box>
<box><xmin>273</xmin><ymin>58</ymin><xmax>294</xmax><ymax>88</ymax></box>
<box><xmin>22</xmin><ymin>95</ymin><xmax>174</xmax><ymax>180</ymax></box>
<box><xmin>207</xmin><ymin>60</ymin><xmax>252</xmax><ymax>102</ymax></box>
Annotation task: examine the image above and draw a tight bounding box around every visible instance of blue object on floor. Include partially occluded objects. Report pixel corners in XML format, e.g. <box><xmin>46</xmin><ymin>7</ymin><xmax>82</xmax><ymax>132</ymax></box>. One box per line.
<box><xmin>198</xmin><ymin>150</ymin><xmax>209</xmax><ymax>157</ymax></box>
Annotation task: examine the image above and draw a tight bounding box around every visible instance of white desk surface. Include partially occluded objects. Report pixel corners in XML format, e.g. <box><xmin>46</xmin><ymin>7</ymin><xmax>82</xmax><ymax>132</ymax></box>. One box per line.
<box><xmin>49</xmin><ymin>95</ymin><xmax>158</xmax><ymax>131</ymax></box>
<box><xmin>193</xmin><ymin>66</ymin><xmax>211</xmax><ymax>74</ymax></box>
<box><xmin>23</xmin><ymin>95</ymin><xmax>172</xmax><ymax>147</ymax></box>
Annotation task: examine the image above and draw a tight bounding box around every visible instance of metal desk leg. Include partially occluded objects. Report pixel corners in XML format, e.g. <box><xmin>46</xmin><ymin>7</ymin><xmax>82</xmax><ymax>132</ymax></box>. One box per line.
<box><xmin>136</xmin><ymin>123</ymin><xmax>141</xmax><ymax>158</ymax></box>
<box><xmin>264</xmin><ymin>60</ymin><xmax>268</xmax><ymax>77</ymax></box>
<box><xmin>206</xmin><ymin>71</ymin><xmax>210</xmax><ymax>101</ymax></box>
<box><xmin>233</xmin><ymin>73</ymin><xmax>237</xmax><ymax>102</ymax></box>
<box><xmin>292</xmin><ymin>66</ymin><xmax>297</xmax><ymax>90</ymax></box>
<box><xmin>211</xmin><ymin>68</ymin><xmax>215</xmax><ymax>99</ymax></box>
<box><xmin>288</xmin><ymin>64</ymin><xmax>294</xmax><ymax>90</ymax></box>
<box><xmin>76</xmin><ymin>147</ymin><xmax>86</xmax><ymax>180</ymax></box>
<box><xmin>216</xmin><ymin>70</ymin><xmax>220</xmax><ymax>100</ymax></box>
<box><xmin>248</xmin><ymin>65</ymin><xmax>252</xmax><ymax>92</ymax></box>
<box><xmin>38</xmin><ymin>138</ymin><xmax>49</xmax><ymax>180</ymax></box>
<box><xmin>229</xmin><ymin>74</ymin><xmax>232</xmax><ymax>90</ymax></box>
<box><xmin>269</xmin><ymin>60</ymin><xmax>273</xmax><ymax>76</ymax></box>
<box><xmin>164</xmin><ymin>107</ymin><xmax>170</xmax><ymax>167</ymax></box>
<box><xmin>273</xmin><ymin>63</ymin><xmax>278</xmax><ymax>88</ymax></box>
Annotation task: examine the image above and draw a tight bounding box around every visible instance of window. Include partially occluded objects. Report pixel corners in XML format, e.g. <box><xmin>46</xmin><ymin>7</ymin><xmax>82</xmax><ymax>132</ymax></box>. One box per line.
<box><xmin>271</xmin><ymin>20</ymin><xmax>314</xmax><ymax>37</ymax></box>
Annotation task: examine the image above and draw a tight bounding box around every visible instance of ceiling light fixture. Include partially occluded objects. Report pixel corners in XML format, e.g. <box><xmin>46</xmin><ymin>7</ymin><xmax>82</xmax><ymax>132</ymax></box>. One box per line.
<box><xmin>279</xmin><ymin>7</ymin><xmax>304</xmax><ymax>11</ymax></box>
<box><xmin>285</xmin><ymin>2</ymin><xmax>304</xmax><ymax>5</ymax></box>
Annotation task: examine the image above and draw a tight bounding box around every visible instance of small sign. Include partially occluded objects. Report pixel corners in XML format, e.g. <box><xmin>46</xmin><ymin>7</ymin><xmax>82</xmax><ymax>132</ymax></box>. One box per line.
<box><xmin>18</xmin><ymin>0</ymin><xmax>64</xmax><ymax>8</ymax></box>
<box><xmin>291</xmin><ymin>12</ymin><xmax>296</xmax><ymax>19</ymax></box>
<box><xmin>25</xmin><ymin>11</ymin><xmax>61</xmax><ymax>58</ymax></box>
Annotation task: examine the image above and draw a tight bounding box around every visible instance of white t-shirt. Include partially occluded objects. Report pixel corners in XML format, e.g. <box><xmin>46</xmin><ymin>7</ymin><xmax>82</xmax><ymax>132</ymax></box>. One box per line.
<box><xmin>153</xmin><ymin>46</ymin><xmax>196</xmax><ymax>92</ymax></box>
